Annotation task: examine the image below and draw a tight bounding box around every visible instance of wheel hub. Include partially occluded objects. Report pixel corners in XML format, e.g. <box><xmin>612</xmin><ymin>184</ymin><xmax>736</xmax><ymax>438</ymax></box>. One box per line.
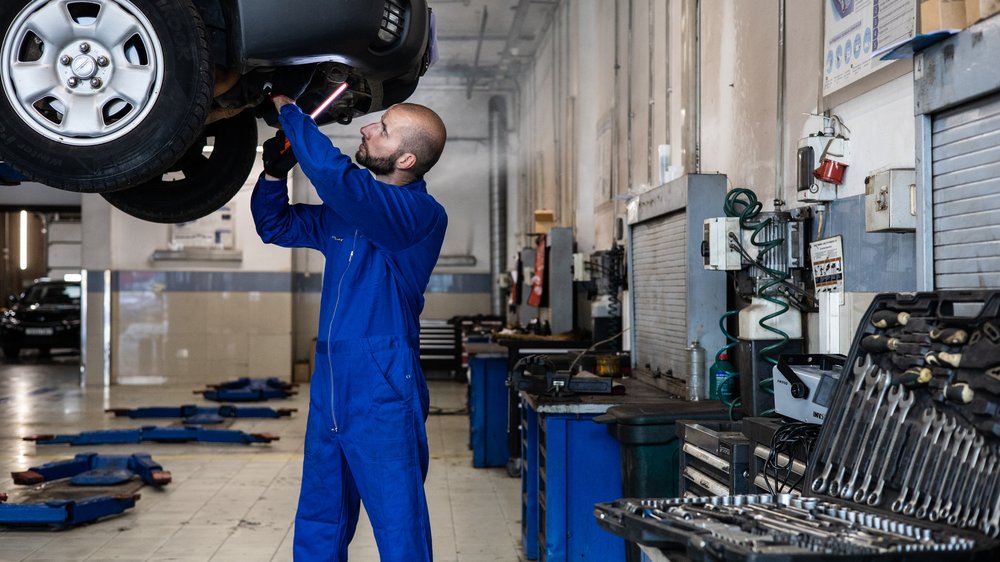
<box><xmin>59</xmin><ymin>43</ymin><xmax>112</xmax><ymax>91</ymax></box>
<box><xmin>1</xmin><ymin>0</ymin><xmax>163</xmax><ymax>145</ymax></box>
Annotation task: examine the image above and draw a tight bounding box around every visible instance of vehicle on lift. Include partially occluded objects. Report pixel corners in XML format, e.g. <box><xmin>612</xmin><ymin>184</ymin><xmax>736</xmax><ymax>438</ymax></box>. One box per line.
<box><xmin>0</xmin><ymin>0</ymin><xmax>434</xmax><ymax>223</ymax></box>
<box><xmin>0</xmin><ymin>279</ymin><xmax>81</xmax><ymax>359</ymax></box>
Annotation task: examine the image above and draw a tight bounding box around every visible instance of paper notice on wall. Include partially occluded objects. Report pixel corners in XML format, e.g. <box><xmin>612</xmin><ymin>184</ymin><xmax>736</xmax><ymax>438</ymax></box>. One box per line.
<box><xmin>171</xmin><ymin>206</ymin><xmax>235</xmax><ymax>249</ymax></box>
<box><xmin>823</xmin><ymin>0</ymin><xmax>915</xmax><ymax>95</ymax></box>
<box><xmin>811</xmin><ymin>235</ymin><xmax>845</xmax><ymax>295</ymax></box>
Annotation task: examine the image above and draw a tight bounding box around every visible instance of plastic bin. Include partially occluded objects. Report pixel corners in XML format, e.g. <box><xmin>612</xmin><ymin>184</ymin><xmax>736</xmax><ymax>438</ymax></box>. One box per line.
<box><xmin>594</xmin><ymin>400</ymin><xmax>730</xmax><ymax>562</ymax></box>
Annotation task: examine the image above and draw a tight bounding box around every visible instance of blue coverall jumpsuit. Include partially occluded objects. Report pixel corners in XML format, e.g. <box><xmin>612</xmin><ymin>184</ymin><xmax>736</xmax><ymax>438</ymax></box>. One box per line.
<box><xmin>251</xmin><ymin>105</ymin><xmax>447</xmax><ymax>561</ymax></box>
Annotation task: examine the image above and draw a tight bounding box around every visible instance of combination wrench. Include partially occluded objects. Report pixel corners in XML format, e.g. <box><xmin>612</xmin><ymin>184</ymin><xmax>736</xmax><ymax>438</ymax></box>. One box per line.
<box><xmin>864</xmin><ymin>386</ymin><xmax>915</xmax><ymax>506</ymax></box>
<box><xmin>828</xmin><ymin>366</ymin><xmax>885</xmax><ymax>498</ymax></box>
<box><xmin>839</xmin><ymin>375</ymin><xmax>892</xmax><ymax>500</ymax></box>
<box><xmin>928</xmin><ymin>428</ymin><xmax>974</xmax><ymax>521</ymax></box>
<box><xmin>852</xmin><ymin>384</ymin><xmax>909</xmax><ymax>503</ymax></box>
<box><xmin>811</xmin><ymin>354</ymin><xmax>875</xmax><ymax>494</ymax></box>
<box><xmin>901</xmin><ymin>415</ymin><xmax>956</xmax><ymax>517</ymax></box>
<box><xmin>942</xmin><ymin>434</ymin><xmax>984</xmax><ymax>524</ymax></box>
<box><xmin>916</xmin><ymin>426</ymin><xmax>967</xmax><ymax>519</ymax></box>
<box><xmin>890</xmin><ymin>408</ymin><xmax>939</xmax><ymax>513</ymax></box>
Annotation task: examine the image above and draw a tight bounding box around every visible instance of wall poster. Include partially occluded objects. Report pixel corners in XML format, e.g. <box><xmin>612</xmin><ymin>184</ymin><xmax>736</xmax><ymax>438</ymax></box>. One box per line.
<box><xmin>823</xmin><ymin>0</ymin><xmax>916</xmax><ymax>95</ymax></box>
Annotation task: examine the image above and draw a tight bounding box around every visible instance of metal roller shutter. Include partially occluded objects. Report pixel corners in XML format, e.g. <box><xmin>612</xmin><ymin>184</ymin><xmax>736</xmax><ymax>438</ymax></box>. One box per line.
<box><xmin>632</xmin><ymin>213</ymin><xmax>689</xmax><ymax>379</ymax></box>
<box><xmin>931</xmin><ymin>93</ymin><xmax>1000</xmax><ymax>289</ymax></box>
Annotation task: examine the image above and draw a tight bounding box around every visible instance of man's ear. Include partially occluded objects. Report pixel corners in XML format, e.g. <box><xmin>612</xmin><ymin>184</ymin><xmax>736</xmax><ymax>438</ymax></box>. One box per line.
<box><xmin>396</xmin><ymin>152</ymin><xmax>417</xmax><ymax>171</ymax></box>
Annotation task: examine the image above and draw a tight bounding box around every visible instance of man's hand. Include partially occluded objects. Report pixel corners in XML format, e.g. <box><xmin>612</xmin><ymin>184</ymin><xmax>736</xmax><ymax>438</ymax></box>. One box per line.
<box><xmin>273</xmin><ymin>95</ymin><xmax>294</xmax><ymax>113</ymax></box>
<box><xmin>262</xmin><ymin>130</ymin><xmax>298</xmax><ymax>180</ymax></box>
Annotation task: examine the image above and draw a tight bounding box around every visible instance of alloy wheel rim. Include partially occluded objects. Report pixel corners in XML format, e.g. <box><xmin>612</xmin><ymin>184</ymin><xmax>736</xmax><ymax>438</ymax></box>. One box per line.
<box><xmin>1</xmin><ymin>0</ymin><xmax>164</xmax><ymax>146</ymax></box>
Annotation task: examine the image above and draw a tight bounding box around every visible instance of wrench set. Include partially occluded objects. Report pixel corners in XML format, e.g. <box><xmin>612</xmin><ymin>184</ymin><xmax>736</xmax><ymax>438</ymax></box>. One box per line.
<box><xmin>595</xmin><ymin>291</ymin><xmax>1000</xmax><ymax>560</ymax></box>
<box><xmin>809</xmin><ymin>291</ymin><xmax>1000</xmax><ymax>540</ymax></box>
<box><xmin>596</xmin><ymin>494</ymin><xmax>977</xmax><ymax>556</ymax></box>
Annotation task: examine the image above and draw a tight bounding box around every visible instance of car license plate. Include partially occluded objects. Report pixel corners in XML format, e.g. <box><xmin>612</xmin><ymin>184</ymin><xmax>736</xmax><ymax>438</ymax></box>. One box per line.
<box><xmin>25</xmin><ymin>328</ymin><xmax>53</xmax><ymax>336</ymax></box>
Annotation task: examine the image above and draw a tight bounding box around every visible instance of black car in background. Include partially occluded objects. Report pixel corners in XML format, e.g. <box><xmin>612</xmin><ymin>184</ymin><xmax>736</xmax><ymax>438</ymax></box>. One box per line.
<box><xmin>0</xmin><ymin>279</ymin><xmax>81</xmax><ymax>359</ymax></box>
<box><xmin>0</xmin><ymin>0</ymin><xmax>433</xmax><ymax>223</ymax></box>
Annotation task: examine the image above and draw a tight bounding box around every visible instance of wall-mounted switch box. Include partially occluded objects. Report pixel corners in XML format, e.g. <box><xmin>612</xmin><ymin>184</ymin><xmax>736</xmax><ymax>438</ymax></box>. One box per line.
<box><xmin>702</xmin><ymin>217</ymin><xmax>742</xmax><ymax>270</ymax></box>
<box><xmin>865</xmin><ymin>168</ymin><xmax>916</xmax><ymax>232</ymax></box>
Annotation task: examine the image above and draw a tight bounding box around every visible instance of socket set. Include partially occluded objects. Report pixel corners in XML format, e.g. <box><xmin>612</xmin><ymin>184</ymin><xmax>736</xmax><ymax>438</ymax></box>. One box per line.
<box><xmin>595</xmin><ymin>494</ymin><xmax>979</xmax><ymax>557</ymax></box>
<box><xmin>595</xmin><ymin>291</ymin><xmax>1000</xmax><ymax>560</ymax></box>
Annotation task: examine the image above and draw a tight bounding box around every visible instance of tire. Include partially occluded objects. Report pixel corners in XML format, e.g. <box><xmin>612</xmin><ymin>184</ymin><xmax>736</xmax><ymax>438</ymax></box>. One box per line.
<box><xmin>0</xmin><ymin>0</ymin><xmax>212</xmax><ymax>193</ymax></box>
<box><xmin>2</xmin><ymin>345</ymin><xmax>19</xmax><ymax>359</ymax></box>
<box><xmin>102</xmin><ymin>110</ymin><xmax>258</xmax><ymax>223</ymax></box>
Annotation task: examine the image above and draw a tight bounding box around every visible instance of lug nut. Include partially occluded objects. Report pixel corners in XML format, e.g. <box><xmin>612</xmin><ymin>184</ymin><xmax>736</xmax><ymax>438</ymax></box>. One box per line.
<box><xmin>60</xmin><ymin>55</ymin><xmax>72</xmax><ymax>66</ymax></box>
<box><xmin>67</xmin><ymin>77</ymin><xmax>78</xmax><ymax>88</ymax></box>
<box><xmin>96</xmin><ymin>56</ymin><xmax>109</xmax><ymax>67</ymax></box>
<box><xmin>90</xmin><ymin>78</ymin><xmax>102</xmax><ymax>88</ymax></box>
<box><xmin>79</xmin><ymin>42</ymin><xmax>91</xmax><ymax>53</ymax></box>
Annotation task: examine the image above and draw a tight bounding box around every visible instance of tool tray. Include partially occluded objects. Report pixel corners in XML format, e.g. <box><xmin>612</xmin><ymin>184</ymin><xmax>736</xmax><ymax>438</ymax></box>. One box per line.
<box><xmin>595</xmin><ymin>290</ymin><xmax>1000</xmax><ymax>560</ymax></box>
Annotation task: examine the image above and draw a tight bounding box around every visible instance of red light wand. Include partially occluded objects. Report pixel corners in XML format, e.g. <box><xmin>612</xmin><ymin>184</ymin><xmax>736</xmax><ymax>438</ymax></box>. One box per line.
<box><xmin>280</xmin><ymin>82</ymin><xmax>350</xmax><ymax>152</ymax></box>
<box><xmin>310</xmin><ymin>81</ymin><xmax>350</xmax><ymax>120</ymax></box>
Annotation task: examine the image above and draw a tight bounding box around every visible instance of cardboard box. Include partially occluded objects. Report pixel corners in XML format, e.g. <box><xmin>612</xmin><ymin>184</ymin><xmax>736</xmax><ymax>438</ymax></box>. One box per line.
<box><xmin>981</xmin><ymin>0</ymin><xmax>1000</xmax><ymax>21</ymax></box>
<box><xmin>533</xmin><ymin>209</ymin><xmax>555</xmax><ymax>234</ymax></box>
<box><xmin>966</xmin><ymin>0</ymin><xmax>982</xmax><ymax>25</ymax></box>
<box><xmin>920</xmin><ymin>0</ymin><xmax>966</xmax><ymax>33</ymax></box>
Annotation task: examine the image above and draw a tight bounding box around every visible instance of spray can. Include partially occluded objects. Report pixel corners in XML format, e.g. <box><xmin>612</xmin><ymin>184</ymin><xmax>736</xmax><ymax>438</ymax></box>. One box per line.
<box><xmin>686</xmin><ymin>341</ymin><xmax>706</xmax><ymax>401</ymax></box>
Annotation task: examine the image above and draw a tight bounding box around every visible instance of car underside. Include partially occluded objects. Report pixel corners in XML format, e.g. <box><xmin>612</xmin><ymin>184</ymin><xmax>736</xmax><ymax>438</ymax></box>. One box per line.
<box><xmin>0</xmin><ymin>0</ymin><xmax>432</xmax><ymax>223</ymax></box>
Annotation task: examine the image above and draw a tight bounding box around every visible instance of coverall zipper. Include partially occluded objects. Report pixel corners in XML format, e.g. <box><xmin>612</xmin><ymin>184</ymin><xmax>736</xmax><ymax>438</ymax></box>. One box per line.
<box><xmin>326</xmin><ymin>231</ymin><xmax>358</xmax><ymax>432</ymax></box>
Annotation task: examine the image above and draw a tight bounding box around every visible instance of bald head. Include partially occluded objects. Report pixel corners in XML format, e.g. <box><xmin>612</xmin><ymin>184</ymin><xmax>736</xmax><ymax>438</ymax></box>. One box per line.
<box><xmin>393</xmin><ymin>103</ymin><xmax>447</xmax><ymax>178</ymax></box>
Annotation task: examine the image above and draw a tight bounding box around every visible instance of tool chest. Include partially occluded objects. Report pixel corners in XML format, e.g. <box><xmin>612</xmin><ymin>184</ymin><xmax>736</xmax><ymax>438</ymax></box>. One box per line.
<box><xmin>678</xmin><ymin>421</ymin><xmax>751</xmax><ymax>497</ymax></box>
<box><xmin>595</xmin><ymin>290</ymin><xmax>1000</xmax><ymax>560</ymax></box>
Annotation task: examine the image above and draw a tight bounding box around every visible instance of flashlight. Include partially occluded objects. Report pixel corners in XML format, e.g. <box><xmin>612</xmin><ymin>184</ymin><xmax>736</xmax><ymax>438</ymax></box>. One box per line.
<box><xmin>280</xmin><ymin>82</ymin><xmax>350</xmax><ymax>152</ymax></box>
<box><xmin>310</xmin><ymin>81</ymin><xmax>350</xmax><ymax>119</ymax></box>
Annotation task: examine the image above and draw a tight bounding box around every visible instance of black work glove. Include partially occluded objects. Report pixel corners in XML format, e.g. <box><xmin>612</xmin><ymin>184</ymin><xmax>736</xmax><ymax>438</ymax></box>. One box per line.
<box><xmin>262</xmin><ymin>130</ymin><xmax>298</xmax><ymax>179</ymax></box>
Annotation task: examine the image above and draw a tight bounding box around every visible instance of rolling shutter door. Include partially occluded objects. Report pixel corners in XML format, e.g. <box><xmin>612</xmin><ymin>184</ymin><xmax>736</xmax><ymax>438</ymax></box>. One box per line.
<box><xmin>631</xmin><ymin>212</ymin><xmax>688</xmax><ymax>378</ymax></box>
<box><xmin>931</xmin><ymin>93</ymin><xmax>1000</xmax><ymax>289</ymax></box>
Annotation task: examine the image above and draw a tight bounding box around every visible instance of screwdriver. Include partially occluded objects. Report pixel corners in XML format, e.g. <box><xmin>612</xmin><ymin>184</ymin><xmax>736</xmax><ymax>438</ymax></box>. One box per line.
<box><xmin>871</xmin><ymin>310</ymin><xmax>910</xmax><ymax>329</ymax></box>
<box><xmin>928</xmin><ymin>327</ymin><xmax>968</xmax><ymax>345</ymax></box>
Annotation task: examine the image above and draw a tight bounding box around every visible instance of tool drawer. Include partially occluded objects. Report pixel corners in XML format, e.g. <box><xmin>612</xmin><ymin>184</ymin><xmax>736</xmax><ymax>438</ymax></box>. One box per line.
<box><xmin>594</xmin><ymin>291</ymin><xmax>1000</xmax><ymax>560</ymax></box>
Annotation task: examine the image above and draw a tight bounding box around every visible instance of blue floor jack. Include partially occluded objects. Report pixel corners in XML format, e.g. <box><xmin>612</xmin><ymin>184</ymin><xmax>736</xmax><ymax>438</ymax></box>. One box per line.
<box><xmin>0</xmin><ymin>492</ymin><xmax>139</xmax><ymax>527</ymax></box>
<box><xmin>196</xmin><ymin>377</ymin><xmax>297</xmax><ymax>402</ymax></box>
<box><xmin>12</xmin><ymin>452</ymin><xmax>172</xmax><ymax>487</ymax></box>
<box><xmin>24</xmin><ymin>426</ymin><xmax>279</xmax><ymax>445</ymax></box>
<box><xmin>107</xmin><ymin>404</ymin><xmax>297</xmax><ymax>424</ymax></box>
<box><xmin>0</xmin><ymin>453</ymin><xmax>170</xmax><ymax>527</ymax></box>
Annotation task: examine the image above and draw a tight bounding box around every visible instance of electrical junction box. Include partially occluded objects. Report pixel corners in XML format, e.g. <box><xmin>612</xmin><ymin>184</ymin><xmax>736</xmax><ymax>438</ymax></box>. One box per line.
<box><xmin>796</xmin><ymin>135</ymin><xmax>849</xmax><ymax>202</ymax></box>
<box><xmin>702</xmin><ymin>217</ymin><xmax>742</xmax><ymax>270</ymax></box>
<box><xmin>772</xmin><ymin>354</ymin><xmax>844</xmax><ymax>424</ymax></box>
<box><xmin>572</xmin><ymin>253</ymin><xmax>591</xmax><ymax>282</ymax></box>
<box><xmin>865</xmin><ymin>168</ymin><xmax>916</xmax><ymax>232</ymax></box>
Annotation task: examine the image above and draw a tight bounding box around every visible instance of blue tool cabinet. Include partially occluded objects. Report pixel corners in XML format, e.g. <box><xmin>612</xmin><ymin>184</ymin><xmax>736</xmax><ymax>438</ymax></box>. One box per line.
<box><xmin>468</xmin><ymin>355</ymin><xmax>509</xmax><ymax>468</ymax></box>
<box><xmin>521</xmin><ymin>396</ymin><xmax>625</xmax><ymax>562</ymax></box>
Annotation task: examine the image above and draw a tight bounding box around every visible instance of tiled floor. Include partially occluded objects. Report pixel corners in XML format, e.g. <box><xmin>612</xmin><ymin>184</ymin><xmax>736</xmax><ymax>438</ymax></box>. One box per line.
<box><xmin>0</xmin><ymin>356</ymin><xmax>523</xmax><ymax>561</ymax></box>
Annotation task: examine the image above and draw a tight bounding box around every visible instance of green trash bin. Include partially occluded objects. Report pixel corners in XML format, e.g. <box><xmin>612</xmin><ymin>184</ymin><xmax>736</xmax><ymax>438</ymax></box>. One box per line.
<box><xmin>594</xmin><ymin>400</ymin><xmax>730</xmax><ymax>562</ymax></box>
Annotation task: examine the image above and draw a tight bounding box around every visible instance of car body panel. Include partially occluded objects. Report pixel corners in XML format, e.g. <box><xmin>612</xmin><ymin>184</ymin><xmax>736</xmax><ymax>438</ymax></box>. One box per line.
<box><xmin>233</xmin><ymin>0</ymin><xmax>429</xmax><ymax>77</ymax></box>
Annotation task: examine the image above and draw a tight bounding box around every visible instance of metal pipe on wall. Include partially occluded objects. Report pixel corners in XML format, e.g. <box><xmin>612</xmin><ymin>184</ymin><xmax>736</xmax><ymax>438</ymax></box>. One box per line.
<box><xmin>681</xmin><ymin>0</ymin><xmax>701</xmax><ymax>173</ymax></box>
<box><xmin>775</xmin><ymin>0</ymin><xmax>787</xmax><ymax>206</ymax></box>
<box><xmin>488</xmin><ymin>96</ymin><xmax>509</xmax><ymax>316</ymax></box>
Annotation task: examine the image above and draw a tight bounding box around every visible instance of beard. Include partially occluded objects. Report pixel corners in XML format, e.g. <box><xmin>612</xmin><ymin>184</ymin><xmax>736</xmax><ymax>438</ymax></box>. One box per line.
<box><xmin>356</xmin><ymin>146</ymin><xmax>401</xmax><ymax>176</ymax></box>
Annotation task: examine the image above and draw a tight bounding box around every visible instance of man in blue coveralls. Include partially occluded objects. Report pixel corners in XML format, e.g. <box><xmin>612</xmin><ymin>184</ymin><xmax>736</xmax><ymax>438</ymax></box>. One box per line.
<box><xmin>251</xmin><ymin>94</ymin><xmax>447</xmax><ymax>561</ymax></box>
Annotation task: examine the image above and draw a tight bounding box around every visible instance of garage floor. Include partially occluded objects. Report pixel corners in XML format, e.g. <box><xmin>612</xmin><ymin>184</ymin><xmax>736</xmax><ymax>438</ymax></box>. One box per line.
<box><xmin>0</xmin><ymin>357</ymin><xmax>523</xmax><ymax>561</ymax></box>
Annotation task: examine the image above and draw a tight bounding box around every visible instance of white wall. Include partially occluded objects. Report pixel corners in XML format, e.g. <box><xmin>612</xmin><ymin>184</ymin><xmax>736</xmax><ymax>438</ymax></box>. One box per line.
<box><xmin>513</xmin><ymin>0</ymin><xmax>918</xmax><ymax>235</ymax></box>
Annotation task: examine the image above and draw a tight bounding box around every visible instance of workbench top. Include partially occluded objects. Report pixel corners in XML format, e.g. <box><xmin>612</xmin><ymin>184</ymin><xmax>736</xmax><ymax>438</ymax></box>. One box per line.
<box><xmin>520</xmin><ymin>376</ymin><xmax>678</xmax><ymax>414</ymax></box>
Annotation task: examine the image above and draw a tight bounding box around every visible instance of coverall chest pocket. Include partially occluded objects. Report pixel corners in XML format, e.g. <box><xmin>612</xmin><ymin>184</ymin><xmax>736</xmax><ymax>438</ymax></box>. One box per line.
<box><xmin>346</xmin><ymin>248</ymin><xmax>386</xmax><ymax>288</ymax></box>
<box><xmin>368</xmin><ymin>347</ymin><xmax>415</xmax><ymax>404</ymax></box>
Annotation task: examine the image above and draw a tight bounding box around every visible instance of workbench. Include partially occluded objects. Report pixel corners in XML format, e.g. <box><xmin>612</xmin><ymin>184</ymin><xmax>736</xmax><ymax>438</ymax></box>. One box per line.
<box><xmin>520</xmin><ymin>377</ymin><xmax>675</xmax><ymax>561</ymax></box>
